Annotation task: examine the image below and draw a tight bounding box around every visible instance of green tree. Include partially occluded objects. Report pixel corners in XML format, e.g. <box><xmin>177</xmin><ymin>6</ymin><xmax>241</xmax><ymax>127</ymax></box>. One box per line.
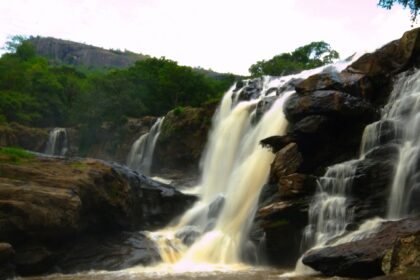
<box><xmin>378</xmin><ymin>0</ymin><xmax>420</xmax><ymax>21</ymax></box>
<box><xmin>249</xmin><ymin>41</ymin><xmax>339</xmax><ymax>77</ymax></box>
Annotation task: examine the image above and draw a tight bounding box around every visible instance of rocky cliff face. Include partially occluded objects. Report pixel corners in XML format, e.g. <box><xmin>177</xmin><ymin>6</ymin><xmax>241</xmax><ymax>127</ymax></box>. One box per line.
<box><xmin>255</xmin><ymin>27</ymin><xmax>420</xmax><ymax>277</ymax></box>
<box><xmin>0</xmin><ymin>151</ymin><xmax>195</xmax><ymax>278</ymax></box>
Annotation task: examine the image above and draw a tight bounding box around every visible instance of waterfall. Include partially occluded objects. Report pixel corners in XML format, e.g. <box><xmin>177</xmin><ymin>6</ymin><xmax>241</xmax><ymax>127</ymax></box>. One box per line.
<box><xmin>302</xmin><ymin>160</ymin><xmax>358</xmax><ymax>248</ymax></box>
<box><xmin>126</xmin><ymin>117</ymin><xmax>164</xmax><ymax>176</ymax></box>
<box><xmin>146</xmin><ymin>59</ymin><xmax>353</xmax><ymax>270</ymax></box>
<box><xmin>360</xmin><ymin>69</ymin><xmax>420</xmax><ymax>219</ymax></box>
<box><xmin>45</xmin><ymin>128</ymin><xmax>68</xmax><ymax>156</ymax></box>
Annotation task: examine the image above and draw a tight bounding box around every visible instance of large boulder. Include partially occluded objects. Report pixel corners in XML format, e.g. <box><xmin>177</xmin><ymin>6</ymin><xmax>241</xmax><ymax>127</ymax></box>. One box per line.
<box><xmin>382</xmin><ymin>232</ymin><xmax>420</xmax><ymax>276</ymax></box>
<box><xmin>253</xmin><ymin>143</ymin><xmax>315</xmax><ymax>266</ymax></box>
<box><xmin>295</xmin><ymin>71</ymin><xmax>374</xmax><ymax>100</ymax></box>
<box><xmin>285</xmin><ymin>90</ymin><xmax>376</xmax><ymax>123</ymax></box>
<box><xmin>348</xmin><ymin>27</ymin><xmax>420</xmax><ymax>77</ymax></box>
<box><xmin>0</xmin><ymin>151</ymin><xmax>195</xmax><ymax>275</ymax></box>
<box><xmin>302</xmin><ymin>216</ymin><xmax>420</xmax><ymax>278</ymax></box>
<box><xmin>269</xmin><ymin>143</ymin><xmax>303</xmax><ymax>183</ymax></box>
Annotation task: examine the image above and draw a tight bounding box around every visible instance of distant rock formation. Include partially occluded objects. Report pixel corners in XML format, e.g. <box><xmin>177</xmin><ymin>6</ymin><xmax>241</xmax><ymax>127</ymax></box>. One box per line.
<box><xmin>29</xmin><ymin>36</ymin><xmax>149</xmax><ymax>69</ymax></box>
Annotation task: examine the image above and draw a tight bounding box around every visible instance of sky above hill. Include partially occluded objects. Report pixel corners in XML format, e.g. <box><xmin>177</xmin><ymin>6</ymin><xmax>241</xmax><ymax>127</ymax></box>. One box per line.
<box><xmin>1</xmin><ymin>0</ymin><xmax>418</xmax><ymax>75</ymax></box>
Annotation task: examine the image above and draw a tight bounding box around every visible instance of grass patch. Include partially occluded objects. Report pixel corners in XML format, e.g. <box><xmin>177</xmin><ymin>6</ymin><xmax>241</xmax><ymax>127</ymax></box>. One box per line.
<box><xmin>0</xmin><ymin>146</ymin><xmax>35</xmax><ymax>164</ymax></box>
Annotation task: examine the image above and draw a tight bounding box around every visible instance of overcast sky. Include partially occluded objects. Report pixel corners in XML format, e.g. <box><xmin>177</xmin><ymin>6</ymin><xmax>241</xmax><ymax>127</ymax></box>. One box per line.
<box><xmin>1</xmin><ymin>0</ymin><xmax>418</xmax><ymax>75</ymax></box>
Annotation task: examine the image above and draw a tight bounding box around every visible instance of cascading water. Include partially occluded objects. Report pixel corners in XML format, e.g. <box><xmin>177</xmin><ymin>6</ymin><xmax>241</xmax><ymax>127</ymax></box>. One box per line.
<box><xmin>293</xmin><ymin>69</ymin><xmax>420</xmax><ymax>276</ymax></box>
<box><xmin>45</xmin><ymin>128</ymin><xmax>68</xmax><ymax>156</ymax></box>
<box><xmin>302</xmin><ymin>160</ymin><xmax>358</xmax><ymax>249</ymax></box>
<box><xmin>127</xmin><ymin>117</ymin><xmax>164</xmax><ymax>176</ymax></box>
<box><xmin>361</xmin><ymin>69</ymin><xmax>420</xmax><ymax>219</ymax></box>
<box><xmin>146</xmin><ymin>59</ymin><xmax>354</xmax><ymax>271</ymax></box>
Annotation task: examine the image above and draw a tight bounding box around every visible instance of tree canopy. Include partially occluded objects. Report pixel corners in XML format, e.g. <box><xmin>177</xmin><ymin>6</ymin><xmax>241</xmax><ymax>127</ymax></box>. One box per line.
<box><xmin>378</xmin><ymin>0</ymin><xmax>420</xmax><ymax>21</ymax></box>
<box><xmin>0</xmin><ymin>38</ymin><xmax>235</xmax><ymax>128</ymax></box>
<box><xmin>248</xmin><ymin>41</ymin><xmax>339</xmax><ymax>77</ymax></box>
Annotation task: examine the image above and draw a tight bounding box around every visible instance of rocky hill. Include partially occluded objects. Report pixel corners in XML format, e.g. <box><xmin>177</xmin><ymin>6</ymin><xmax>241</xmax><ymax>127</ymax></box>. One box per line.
<box><xmin>29</xmin><ymin>37</ymin><xmax>233</xmax><ymax>79</ymax></box>
<box><xmin>29</xmin><ymin>36</ymin><xmax>149</xmax><ymax>70</ymax></box>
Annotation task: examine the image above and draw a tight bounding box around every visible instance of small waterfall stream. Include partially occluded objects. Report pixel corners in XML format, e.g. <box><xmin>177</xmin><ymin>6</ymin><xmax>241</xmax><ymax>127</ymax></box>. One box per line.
<box><xmin>127</xmin><ymin>117</ymin><xmax>164</xmax><ymax>176</ymax></box>
<box><xmin>302</xmin><ymin>160</ymin><xmax>358</xmax><ymax>249</ymax></box>
<box><xmin>45</xmin><ymin>128</ymin><xmax>69</xmax><ymax>156</ymax></box>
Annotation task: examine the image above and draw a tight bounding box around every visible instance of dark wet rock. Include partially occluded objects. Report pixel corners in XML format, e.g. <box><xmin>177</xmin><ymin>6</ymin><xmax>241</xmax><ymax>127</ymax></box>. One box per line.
<box><xmin>278</xmin><ymin>173</ymin><xmax>317</xmax><ymax>199</ymax></box>
<box><xmin>270</xmin><ymin>143</ymin><xmax>303</xmax><ymax>183</ymax></box>
<box><xmin>257</xmin><ymin>200</ymin><xmax>309</xmax><ymax>266</ymax></box>
<box><xmin>302</xmin><ymin>216</ymin><xmax>420</xmax><ymax>278</ymax></box>
<box><xmin>0</xmin><ymin>243</ymin><xmax>15</xmax><ymax>280</ymax></box>
<box><xmin>278</xmin><ymin>78</ymin><xmax>304</xmax><ymax>94</ymax></box>
<box><xmin>295</xmin><ymin>71</ymin><xmax>374</xmax><ymax>100</ymax></box>
<box><xmin>348</xmin><ymin>27</ymin><xmax>420</xmax><ymax>77</ymax></box>
<box><xmin>285</xmin><ymin>90</ymin><xmax>377</xmax><ymax>123</ymax></box>
<box><xmin>175</xmin><ymin>226</ymin><xmax>202</xmax><ymax>246</ymax></box>
<box><xmin>0</xmin><ymin>243</ymin><xmax>14</xmax><ymax>265</ymax></box>
<box><xmin>287</xmin><ymin>114</ymin><xmax>369</xmax><ymax>174</ymax></box>
<box><xmin>233</xmin><ymin>78</ymin><xmax>264</xmax><ymax>102</ymax></box>
<box><xmin>53</xmin><ymin>231</ymin><xmax>160</xmax><ymax>273</ymax></box>
<box><xmin>14</xmin><ymin>246</ymin><xmax>53</xmax><ymax>276</ymax></box>
<box><xmin>256</xmin><ymin>95</ymin><xmax>277</xmax><ymax>119</ymax></box>
<box><xmin>260</xmin><ymin>135</ymin><xmax>296</xmax><ymax>153</ymax></box>
<box><xmin>292</xmin><ymin>115</ymin><xmax>330</xmax><ymax>135</ymax></box>
<box><xmin>349</xmin><ymin>144</ymin><xmax>399</xmax><ymax>221</ymax></box>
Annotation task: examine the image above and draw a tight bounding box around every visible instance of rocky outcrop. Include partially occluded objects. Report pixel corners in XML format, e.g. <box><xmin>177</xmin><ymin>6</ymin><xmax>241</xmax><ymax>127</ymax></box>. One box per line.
<box><xmin>29</xmin><ymin>37</ymin><xmax>149</xmax><ymax>69</ymax></box>
<box><xmin>254</xmin><ymin>143</ymin><xmax>315</xmax><ymax>265</ymax></box>
<box><xmin>0</xmin><ymin>152</ymin><xmax>195</xmax><ymax>276</ymax></box>
<box><xmin>255</xmin><ymin>27</ymin><xmax>420</xmax><ymax>271</ymax></box>
<box><xmin>154</xmin><ymin>104</ymin><xmax>217</xmax><ymax>175</ymax></box>
<box><xmin>302</xmin><ymin>216</ymin><xmax>420</xmax><ymax>278</ymax></box>
<box><xmin>0</xmin><ymin>123</ymin><xmax>48</xmax><ymax>152</ymax></box>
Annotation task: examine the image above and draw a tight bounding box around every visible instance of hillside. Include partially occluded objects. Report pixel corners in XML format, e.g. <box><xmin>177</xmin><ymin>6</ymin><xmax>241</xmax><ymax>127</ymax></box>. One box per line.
<box><xmin>28</xmin><ymin>37</ymin><xmax>233</xmax><ymax>79</ymax></box>
<box><xmin>29</xmin><ymin>36</ymin><xmax>149</xmax><ymax>70</ymax></box>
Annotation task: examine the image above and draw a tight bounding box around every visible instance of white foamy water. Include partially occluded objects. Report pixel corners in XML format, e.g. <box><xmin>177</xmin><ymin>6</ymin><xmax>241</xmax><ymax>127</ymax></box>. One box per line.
<box><xmin>45</xmin><ymin>128</ymin><xmax>68</xmax><ymax>156</ymax></box>
<box><xmin>126</xmin><ymin>117</ymin><xmax>164</xmax><ymax>176</ymax></box>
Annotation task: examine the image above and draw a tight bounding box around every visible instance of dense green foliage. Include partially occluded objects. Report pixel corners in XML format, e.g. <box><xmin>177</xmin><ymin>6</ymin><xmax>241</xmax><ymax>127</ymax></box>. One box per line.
<box><xmin>248</xmin><ymin>41</ymin><xmax>339</xmax><ymax>77</ymax></box>
<box><xmin>0</xmin><ymin>39</ymin><xmax>235</xmax><ymax>129</ymax></box>
<box><xmin>378</xmin><ymin>0</ymin><xmax>420</xmax><ymax>21</ymax></box>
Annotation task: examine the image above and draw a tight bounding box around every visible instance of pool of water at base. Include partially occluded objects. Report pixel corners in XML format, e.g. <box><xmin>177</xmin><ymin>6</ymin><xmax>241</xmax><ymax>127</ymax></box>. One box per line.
<box><xmin>19</xmin><ymin>267</ymin><xmax>354</xmax><ymax>280</ymax></box>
